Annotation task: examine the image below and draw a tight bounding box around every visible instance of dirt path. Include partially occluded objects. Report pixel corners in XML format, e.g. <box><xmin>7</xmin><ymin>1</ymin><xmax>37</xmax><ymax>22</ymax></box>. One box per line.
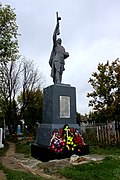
<box><xmin>1</xmin><ymin>142</ymin><xmax>28</xmax><ymax>172</ymax></box>
<box><xmin>0</xmin><ymin>142</ymin><xmax>105</xmax><ymax>180</ymax></box>
<box><xmin>0</xmin><ymin>142</ymin><xmax>29</xmax><ymax>180</ymax></box>
<box><xmin>0</xmin><ymin>170</ymin><xmax>7</xmax><ymax>180</ymax></box>
<box><xmin>0</xmin><ymin>142</ymin><xmax>69</xmax><ymax>180</ymax></box>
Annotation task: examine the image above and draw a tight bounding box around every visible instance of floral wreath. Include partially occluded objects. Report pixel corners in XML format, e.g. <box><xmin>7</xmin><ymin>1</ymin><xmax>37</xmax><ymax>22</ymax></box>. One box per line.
<box><xmin>50</xmin><ymin>124</ymin><xmax>86</xmax><ymax>153</ymax></box>
<box><xmin>50</xmin><ymin>130</ymin><xmax>65</xmax><ymax>153</ymax></box>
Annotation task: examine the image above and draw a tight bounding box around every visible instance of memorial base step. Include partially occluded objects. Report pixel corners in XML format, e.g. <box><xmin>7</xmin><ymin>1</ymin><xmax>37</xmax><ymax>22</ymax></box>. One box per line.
<box><xmin>31</xmin><ymin>143</ymin><xmax>89</xmax><ymax>162</ymax></box>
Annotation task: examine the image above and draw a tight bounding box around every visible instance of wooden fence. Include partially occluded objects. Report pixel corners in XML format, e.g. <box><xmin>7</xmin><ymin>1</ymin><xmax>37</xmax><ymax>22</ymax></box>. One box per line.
<box><xmin>82</xmin><ymin>121</ymin><xmax>120</xmax><ymax>146</ymax></box>
<box><xmin>97</xmin><ymin>125</ymin><xmax>120</xmax><ymax>145</ymax></box>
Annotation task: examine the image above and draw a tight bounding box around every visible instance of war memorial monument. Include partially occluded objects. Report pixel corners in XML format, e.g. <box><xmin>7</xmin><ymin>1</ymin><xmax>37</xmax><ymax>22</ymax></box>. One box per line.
<box><xmin>31</xmin><ymin>13</ymin><xmax>89</xmax><ymax>161</ymax></box>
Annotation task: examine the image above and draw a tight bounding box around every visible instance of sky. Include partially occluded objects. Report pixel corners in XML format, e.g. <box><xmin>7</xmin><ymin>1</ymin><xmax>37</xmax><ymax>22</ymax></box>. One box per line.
<box><xmin>1</xmin><ymin>0</ymin><xmax>120</xmax><ymax>114</ymax></box>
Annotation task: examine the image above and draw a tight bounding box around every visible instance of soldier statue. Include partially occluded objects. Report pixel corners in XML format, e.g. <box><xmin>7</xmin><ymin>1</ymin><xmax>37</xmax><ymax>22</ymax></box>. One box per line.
<box><xmin>49</xmin><ymin>12</ymin><xmax>69</xmax><ymax>84</ymax></box>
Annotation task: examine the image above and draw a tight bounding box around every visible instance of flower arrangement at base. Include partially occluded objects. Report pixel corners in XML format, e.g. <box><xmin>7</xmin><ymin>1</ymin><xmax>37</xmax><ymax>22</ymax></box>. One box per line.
<box><xmin>50</xmin><ymin>124</ymin><xmax>86</xmax><ymax>154</ymax></box>
<box><xmin>62</xmin><ymin>124</ymin><xmax>77</xmax><ymax>151</ymax></box>
<box><xmin>74</xmin><ymin>129</ymin><xmax>86</xmax><ymax>146</ymax></box>
<box><xmin>73</xmin><ymin>128</ymin><xmax>86</xmax><ymax>152</ymax></box>
<box><xmin>50</xmin><ymin>130</ymin><xmax>65</xmax><ymax>153</ymax></box>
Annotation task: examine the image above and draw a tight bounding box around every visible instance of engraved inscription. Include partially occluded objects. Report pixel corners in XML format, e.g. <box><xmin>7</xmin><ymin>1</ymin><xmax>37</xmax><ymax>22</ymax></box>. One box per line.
<box><xmin>60</xmin><ymin>96</ymin><xmax>70</xmax><ymax>118</ymax></box>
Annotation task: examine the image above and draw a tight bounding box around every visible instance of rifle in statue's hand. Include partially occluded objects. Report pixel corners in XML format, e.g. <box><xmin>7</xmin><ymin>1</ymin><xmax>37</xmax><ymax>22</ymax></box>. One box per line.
<box><xmin>56</xmin><ymin>12</ymin><xmax>61</xmax><ymax>35</ymax></box>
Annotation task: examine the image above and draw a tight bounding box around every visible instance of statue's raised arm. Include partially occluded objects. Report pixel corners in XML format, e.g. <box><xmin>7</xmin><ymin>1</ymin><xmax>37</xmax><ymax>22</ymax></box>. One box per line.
<box><xmin>53</xmin><ymin>12</ymin><xmax>61</xmax><ymax>45</ymax></box>
<box><xmin>56</xmin><ymin>12</ymin><xmax>61</xmax><ymax>35</ymax></box>
<box><xmin>49</xmin><ymin>12</ymin><xmax>69</xmax><ymax>84</ymax></box>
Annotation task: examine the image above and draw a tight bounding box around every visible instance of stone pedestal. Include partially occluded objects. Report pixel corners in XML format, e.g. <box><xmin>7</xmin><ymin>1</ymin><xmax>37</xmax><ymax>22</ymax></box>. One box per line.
<box><xmin>31</xmin><ymin>84</ymin><xmax>89</xmax><ymax>161</ymax></box>
<box><xmin>35</xmin><ymin>84</ymin><xmax>80</xmax><ymax>146</ymax></box>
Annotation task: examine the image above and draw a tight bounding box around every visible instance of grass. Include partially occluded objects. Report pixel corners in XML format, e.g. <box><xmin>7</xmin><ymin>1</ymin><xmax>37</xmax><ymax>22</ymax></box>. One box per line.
<box><xmin>15</xmin><ymin>141</ymin><xmax>31</xmax><ymax>158</ymax></box>
<box><xmin>0</xmin><ymin>162</ymin><xmax>48</xmax><ymax>180</ymax></box>
<box><xmin>2</xmin><ymin>140</ymin><xmax>120</xmax><ymax>180</ymax></box>
<box><xmin>0</xmin><ymin>141</ymin><xmax>9</xmax><ymax>157</ymax></box>
<box><xmin>5</xmin><ymin>169</ymin><xmax>47</xmax><ymax>180</ymax></box>
<box><xmin>0</xmin><ymin>160</ymin><xmax>49</xmax><ymax>180</ymax></box>
<box><xmin>58</xmin><ymin>156</ymin><xmax>120</xmax><ymax>180</ymax></box>
<box><xmin>0</xmin><ymin>140</ymin><xmax>44</xmax><ymax>180</ymax></box>
<box><xmin>0</xmin><ymin>162</ymin><xmax>4</xmax><ymax>170</ymax></box>
<box><xmin>90</xmin><ymin>144</ymin><xmax>120</xmax><ymax>155</ymax></box>
<box><xmin>57</xmin><ymin>145</ymin><xmax>120</xmax><ymax>180</ymax></box>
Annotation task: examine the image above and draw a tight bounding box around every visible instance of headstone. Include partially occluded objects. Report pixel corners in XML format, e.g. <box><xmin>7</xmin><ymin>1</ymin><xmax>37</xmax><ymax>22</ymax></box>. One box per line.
<box><xmin>17</xmin><ymin>125</ymin><xmax>21</xmax><ymax>135</ymax></box>
<box><xmin>0</xmin><ymin>128</ymin><xmax>4</xmax><ymax>148</ymax></box>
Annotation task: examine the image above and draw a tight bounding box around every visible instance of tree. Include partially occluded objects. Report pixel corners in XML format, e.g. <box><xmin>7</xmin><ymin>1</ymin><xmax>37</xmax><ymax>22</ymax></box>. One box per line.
<box><xmin>87</xmin><ymin>58</ymin><xmax>120</xmax><ymax>122</ymax></box>
<box><xmin>88</xmin><ymin>110</ymin><xmax>106</xmax><ymax>123</ymax></box>
<box><xmin>0</xmin><ymin>57</ymin><xmax>44</xmax><ymax>133</ymax></box>
<box><xmin>76</xmin><ymin>112</ymin><xmax>81</xmax><ymax>125</ymax></box>
<box><xmin>17</xmin><ymin>57</ymin><xmax>44</xmax><ymax>124</ymax></box>
<box><xmin>0</xmin><ymin>59</ymin><xmax>22</xmax><ymax>132</ymax></box>
<box><xmin>18</xmin><ymin>89</ymin><xmax>43</xmax><ymax>133</ymax></box>
<box><xmin>0</xmin><ymin>3</ymin><xmax>19</xmax><ymax>63</ymax></box>
<box><xmin>0</xmin><ymin>3</ymin><xmax>19</xmax><ymax>132</ymax></box>
<box><xmin>0</xmin><ymin>4</ymin><xmax>45</xmax><ymax>133</ymax></box>
<box><xmin>111</xmin><ymin>59</ymin><xmax>120</xmax><ymax>121</ymax></box>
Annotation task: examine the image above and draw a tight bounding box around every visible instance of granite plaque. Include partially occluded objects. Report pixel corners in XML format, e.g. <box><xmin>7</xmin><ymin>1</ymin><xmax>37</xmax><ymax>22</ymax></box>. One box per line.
<box><xmin>60</xmin><ymin>96</ymin><xmax>70</xmax><ymax>118</ymax></box>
